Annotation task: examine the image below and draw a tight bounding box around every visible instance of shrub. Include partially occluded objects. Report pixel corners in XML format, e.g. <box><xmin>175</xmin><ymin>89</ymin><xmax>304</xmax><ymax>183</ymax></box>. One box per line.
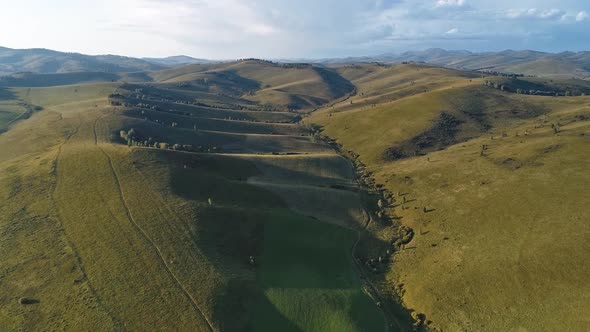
<box><xmin>18</xmin><ymin>297</ymin><xmax>39</xmax><ymax>305</ymax></box>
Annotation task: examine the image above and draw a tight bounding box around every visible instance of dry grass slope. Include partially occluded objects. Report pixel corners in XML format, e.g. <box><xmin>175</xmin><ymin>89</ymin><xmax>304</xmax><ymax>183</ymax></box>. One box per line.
<box><xmin>310</xmin><ymin>63</ymin><xmax>590</xmax><ymax>331</ymax></box>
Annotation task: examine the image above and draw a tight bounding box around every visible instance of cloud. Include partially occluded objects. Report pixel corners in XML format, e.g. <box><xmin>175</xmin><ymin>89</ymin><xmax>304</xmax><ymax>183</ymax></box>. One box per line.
<box><xmin>435</xmin><ymin>0</ymin><xmax>466</xmax><ymax>8</ymax></box>
<box><xmin>576</xmin><ymin>11</ymin><xmax>589</xmax><ymax>21</ymax></box>
<box><xmin>1</xmin><ymin>0</ymin><xmax>589</xmax><ymax>58</ymax></box>
<box><xmin>506</xmin><ymin>8</ymin><xmax>566</xmax><ymax>20</ymax></box>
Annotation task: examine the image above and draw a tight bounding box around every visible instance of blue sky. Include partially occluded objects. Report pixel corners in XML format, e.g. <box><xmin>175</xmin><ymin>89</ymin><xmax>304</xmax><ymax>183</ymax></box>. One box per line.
<box><xmin>1</xmin><ymin>0</ymin><xmax>588</xmax><ymax>58</ymax></box>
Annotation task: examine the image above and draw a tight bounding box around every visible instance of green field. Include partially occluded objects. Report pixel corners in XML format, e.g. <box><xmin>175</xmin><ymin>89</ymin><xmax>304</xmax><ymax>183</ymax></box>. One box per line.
<box><xmin>254</xmin><ymin>210</ymin><xmax>384</xmax><ymax>332</ymax></box>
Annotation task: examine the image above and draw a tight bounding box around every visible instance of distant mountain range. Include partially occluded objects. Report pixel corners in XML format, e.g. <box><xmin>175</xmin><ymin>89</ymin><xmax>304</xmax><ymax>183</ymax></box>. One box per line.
<box><xmin>1</xmin><ymin>46</ymin><xmax>589</xmax><ymax>78</ymax></box>
<box><xmin>0</xmin><ymin>47</ymin><xmax>210</xmax><ymax>75</ymax></box>
<box><xmin>313</xmin><ymin>48</ymin><xmax>590</xmax><ymax>78</ymax></box>
<box><xmin>142</xmin><ymin>55</ymin><xmax>213</xmax><ymax>66</ymax></box>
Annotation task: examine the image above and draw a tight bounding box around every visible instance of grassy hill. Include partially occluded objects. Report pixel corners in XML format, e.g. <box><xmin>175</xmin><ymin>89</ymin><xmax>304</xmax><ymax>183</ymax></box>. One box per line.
<box><xmin>0</xmin><ymin>68</ymin><xmax>404</xmax><ymax>331</ymax></box>
<box><xmin>309</xmin><ymin>63</ymin><xmax>590</xmax><ymax>331</ymax></box>
<box><xmin>149</xmin><ymin>60</ymin><xmax>354</xmax><ymax>111</ymax></box>
<box><xmin>2</xmin><ymin>60</ymin><xmax>588</xmax><ymax>331</ymax></box>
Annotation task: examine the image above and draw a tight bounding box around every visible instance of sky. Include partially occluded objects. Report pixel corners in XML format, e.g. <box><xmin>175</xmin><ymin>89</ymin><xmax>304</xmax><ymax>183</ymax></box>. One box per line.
<box><xmin>1</xmin><ymin>0</ymin><xmax>589</xmax><ymax>59</ymax></box>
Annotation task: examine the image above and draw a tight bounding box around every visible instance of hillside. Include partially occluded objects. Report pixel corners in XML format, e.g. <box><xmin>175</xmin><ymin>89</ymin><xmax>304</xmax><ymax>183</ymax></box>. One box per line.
<box><xmin>147</xmin><ymin>60</ymin><xmax>355</xmax><ymax>111</ymax></box>
<box><xmin>0</xmin><ymin>47</ymin><xmax>166</xmax><ymax>75</ymax></box>
<box><xmin>309</xmin><ymin>63</ymin><xmax>590</xmax><ymax>331</ymax></box>
<box><xmin>1</xmin><ymin>61</ymin><xmax>589</xmax><ymax>331</ymax></box>
<box><xmin>0</xmin><ymin>67</ymin><xmax>409</xmax><ymax>330</ymax></box>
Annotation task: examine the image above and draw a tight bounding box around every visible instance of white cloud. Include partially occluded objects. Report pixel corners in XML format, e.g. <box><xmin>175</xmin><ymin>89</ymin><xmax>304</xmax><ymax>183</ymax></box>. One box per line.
<box><xmin>435</xmin><ymin>0</ymin><xmax>466</xmax><ymax>8</ymax></box>
<box><xmin>506</xmin><ymin>8</ymin><xmax>565</xmax><ymax>20</ymax></box>
<box><xmin>1</xmin><ymin>0</ymin><xmax>589</xmax><ymax>58</ymax></box>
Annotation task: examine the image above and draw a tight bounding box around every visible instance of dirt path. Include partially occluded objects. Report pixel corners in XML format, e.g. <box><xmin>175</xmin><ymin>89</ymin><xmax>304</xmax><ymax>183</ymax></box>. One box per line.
<box><xmin>93</xmin><ymin>116</ymin><xmax>216</xmax><ymax>332</ymax></box>
<box><xmin>51</xmin><ymin>116</ymin><xmax>123</xmax><ymax>329</ymax></box>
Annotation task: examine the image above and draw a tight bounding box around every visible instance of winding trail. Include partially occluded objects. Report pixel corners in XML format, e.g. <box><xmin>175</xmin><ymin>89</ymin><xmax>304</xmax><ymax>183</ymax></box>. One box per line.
<box><xmin>93</xmin><ymin>115</ymin><xmax>216</xmax><ymax>332</ymax></box>
<box><xmin>51</xmin><ymin>116</ymin><xmax>124</xmax><ymax>329</ymax></box>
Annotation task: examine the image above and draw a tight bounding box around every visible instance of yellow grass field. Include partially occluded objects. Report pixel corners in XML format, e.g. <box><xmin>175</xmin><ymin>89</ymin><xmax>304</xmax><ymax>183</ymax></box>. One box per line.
<box><xmin>310</xmin><ymin>64</ymin><xmax>590</xmax><ymax>331</ymax></box>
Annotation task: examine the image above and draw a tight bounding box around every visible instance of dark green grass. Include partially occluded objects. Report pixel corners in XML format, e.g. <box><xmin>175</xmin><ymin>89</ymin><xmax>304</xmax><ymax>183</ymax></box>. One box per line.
<box><xmin>254</xmin><ymin>210</ymin><xmax>385</xmax><ymax>332</ymax></box>
<box><xmin>157</xmin><ymin>150</ymin><xmax>385</xmax><ymax>331</ymax></box>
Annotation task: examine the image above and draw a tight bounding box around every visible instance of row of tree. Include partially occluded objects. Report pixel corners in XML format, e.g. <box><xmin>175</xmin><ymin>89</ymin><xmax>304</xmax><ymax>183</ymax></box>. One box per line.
<box><xmin>484</xmin><ymin>80</ymin><xmax>586</xmax><ymax>96</ymax></box>
<box><xmin>119</xmin><ymin>128</ymin><xmax>220</xmax><ymax>153</ymax></box>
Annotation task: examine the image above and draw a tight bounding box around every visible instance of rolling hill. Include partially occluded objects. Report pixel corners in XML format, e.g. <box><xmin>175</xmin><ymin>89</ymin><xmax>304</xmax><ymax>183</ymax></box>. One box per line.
<box><xmin>0</xmin><ymin>64</ymin><xmax>411</xmax><ymax>331</ymax></box>
<box><xmin>4</xmin><ymin>46</ymin><xmax>590</xmax><ymax>79</ymax></box>
<box><xmin>316</xmin><ymin>49</ymin><xmax>590</xmax><ymax>78</ymax></box>
<box><xmin>144</xmin><ymin>59</ymin><xmax>355</xmax><ymax>111</ymax></box>
<box><xmin>1</xmin><ymin>59</ymin><xmax>589</xmax><ymax>331</ymax></box>
<box><xmin>0</xmin><ymin>47</ymin><xmax>166</xmax><ymax>75</ymax></box>
<box><xmin>309</xmin><ymin>62</ymin><xmax>590</xmax><ymax>331</ymax></box>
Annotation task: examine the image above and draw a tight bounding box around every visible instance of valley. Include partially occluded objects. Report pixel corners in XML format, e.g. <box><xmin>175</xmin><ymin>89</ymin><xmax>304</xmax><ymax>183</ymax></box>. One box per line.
<box><xmin>1</xmin><ymin>59</ymin><xmax>588</xmax><ymax>331</ymax></box>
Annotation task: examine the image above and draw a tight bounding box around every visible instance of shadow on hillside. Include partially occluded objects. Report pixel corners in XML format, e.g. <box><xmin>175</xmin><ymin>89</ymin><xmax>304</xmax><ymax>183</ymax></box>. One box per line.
<box><xmin>384</xmin><ymin>87</ymin><xmax>548</xmax><ymax>162</ymax></box>
<box><xmin>313</xmin><ymin>67</ymin><xmax>355</xmax><ymax>99</ymax></box>
<box><xmin>244</xmin><ymin>157</ymin><xmax>355</xmax><ymax>187</ymax></box>
<box><xmin>0</xmin><ymin>87</ymin><xmax>18</xmax><ymax>100</ymax></box>
<box><xmin>162</xmin><ymin>150</ymin><xmax>415</xmax><ymax>330</ymax></box>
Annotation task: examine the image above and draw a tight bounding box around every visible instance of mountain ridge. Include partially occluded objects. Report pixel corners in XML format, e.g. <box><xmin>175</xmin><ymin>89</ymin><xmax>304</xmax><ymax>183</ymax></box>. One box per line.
<box><xmin>2</xmin><ymin>46</ymin><xmax>590</xmax><ymax>78</ymax></box>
